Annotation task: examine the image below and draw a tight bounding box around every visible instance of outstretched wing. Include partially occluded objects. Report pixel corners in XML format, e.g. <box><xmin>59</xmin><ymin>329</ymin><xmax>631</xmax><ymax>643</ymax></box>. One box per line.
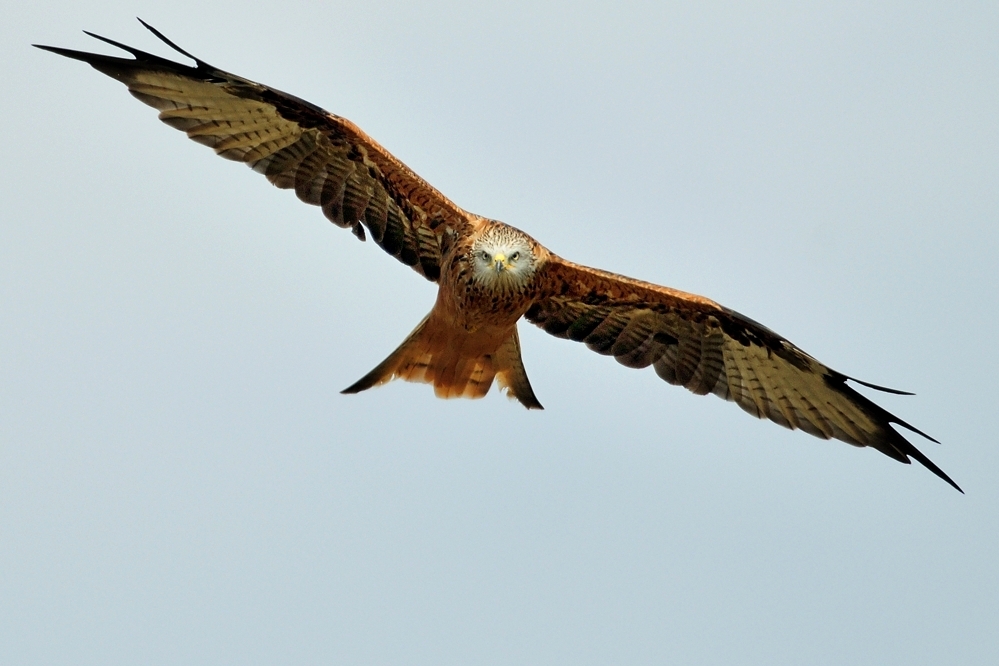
<box><xmin>527</xmin><ymin>256</ymin><xmax>961</xmax><ymax>492</ymax></box>
<box><xmin>35</xmin><ymin>20</ymin><xmax>477</xmax><ymax>282</ymax></box>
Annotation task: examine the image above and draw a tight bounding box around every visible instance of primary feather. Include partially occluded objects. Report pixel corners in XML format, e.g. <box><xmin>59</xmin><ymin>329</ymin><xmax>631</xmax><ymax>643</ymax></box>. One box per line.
<box><xmin>34</xmin><ymin>21</ymin><xmax>961</xmax><ymax>492</ymax></box>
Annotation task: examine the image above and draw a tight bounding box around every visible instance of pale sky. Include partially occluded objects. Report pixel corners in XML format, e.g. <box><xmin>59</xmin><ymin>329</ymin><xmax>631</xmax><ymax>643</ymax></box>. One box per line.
<box><xmin>3</xmin><ymin>2</ymin><xmax>998</xmax><ymax>664</ymax></box>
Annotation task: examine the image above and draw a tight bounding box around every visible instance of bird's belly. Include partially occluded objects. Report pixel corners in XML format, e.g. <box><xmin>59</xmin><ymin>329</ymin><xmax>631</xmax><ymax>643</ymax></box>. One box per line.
<box><xmin>448</xmin><ymin>291</ymin><xmax>529</xmax><ymax>333</ymax></box>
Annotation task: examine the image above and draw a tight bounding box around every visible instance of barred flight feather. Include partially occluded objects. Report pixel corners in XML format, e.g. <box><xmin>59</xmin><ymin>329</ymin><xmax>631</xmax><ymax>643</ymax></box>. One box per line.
<box><xmin>36</xmin><ymin>22</ymin><xmax>960</xmax><ymax>492</ymax></box>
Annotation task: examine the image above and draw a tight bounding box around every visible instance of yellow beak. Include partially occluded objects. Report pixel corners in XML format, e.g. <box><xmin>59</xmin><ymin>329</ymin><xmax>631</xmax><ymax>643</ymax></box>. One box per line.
<box><xmin>493</xmin><ymin>253</ymin><xmax>507</xmax><ymax>272</ymax></box>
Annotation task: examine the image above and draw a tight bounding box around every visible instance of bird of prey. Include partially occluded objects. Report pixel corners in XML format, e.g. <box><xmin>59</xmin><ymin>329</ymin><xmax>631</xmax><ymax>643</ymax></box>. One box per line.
<box><xmin>35</xmin><ymin>21</ymin><xmax>961</xmax><ymax>491</ymax></box>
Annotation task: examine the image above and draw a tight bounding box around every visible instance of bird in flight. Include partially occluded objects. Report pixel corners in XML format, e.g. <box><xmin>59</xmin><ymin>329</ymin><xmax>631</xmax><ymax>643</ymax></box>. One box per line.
<box><xmin>35</xmin><ymin>21</ymin><xmax>961</xmax><ymax>491</ymax></box>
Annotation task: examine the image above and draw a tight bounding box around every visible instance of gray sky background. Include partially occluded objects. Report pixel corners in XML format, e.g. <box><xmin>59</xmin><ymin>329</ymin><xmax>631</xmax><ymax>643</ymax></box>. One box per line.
<box><xmin>3</xmin><ymin>2</ymin><xmax>997</xmax><ymax>664</ymax></box>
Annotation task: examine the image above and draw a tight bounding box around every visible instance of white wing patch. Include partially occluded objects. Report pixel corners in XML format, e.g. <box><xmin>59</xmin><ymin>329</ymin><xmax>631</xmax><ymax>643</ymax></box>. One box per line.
<box><xmin>127</xmin><ymin>73</ymin><xmax>305</xmax><ymax>162</ymax></box>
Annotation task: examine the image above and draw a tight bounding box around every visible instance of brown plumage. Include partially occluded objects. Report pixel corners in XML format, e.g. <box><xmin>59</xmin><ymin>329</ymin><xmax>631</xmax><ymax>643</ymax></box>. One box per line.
<box><xmin>35</xmin><ymin>21</ymin><xmax>961</xmax><ymax>491</ymax></box>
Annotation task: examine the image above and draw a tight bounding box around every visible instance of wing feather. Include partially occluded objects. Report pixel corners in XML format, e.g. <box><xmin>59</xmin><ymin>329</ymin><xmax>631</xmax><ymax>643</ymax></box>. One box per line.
<box><xmin>527</xmin><ymin>256</ymin><xmax>961</xmax><ymax>492</ymax></box>
<box><xmin>35</xmin><ymin>23</ymin><xmax>476</xmax><ymax>282</ymax></box>
<box><xmin>36</xmin><ymin>23</ymin><xmax>959</xmax><ymax>492</ymax></box>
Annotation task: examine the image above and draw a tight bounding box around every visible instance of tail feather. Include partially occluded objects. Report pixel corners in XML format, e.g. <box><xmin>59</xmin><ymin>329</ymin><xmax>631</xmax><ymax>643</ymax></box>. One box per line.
<box><xmin>438</xmin><ymin>356</ymin><xmax>492</xmax><ymax>400</ymax></box>
<box><xmin>340</xmin><ymin>315</ymin><xmax>430</xmax><ymax>395</ymax></box>
<box><xmin>341</xmin><ymin>316</ymin><xmax>542</xmax><ymax>409</ymax></box>
<box><xmin>494</xmin><ymin>328</ymin><xmax>543</xmax><ymax>409</ymax></box>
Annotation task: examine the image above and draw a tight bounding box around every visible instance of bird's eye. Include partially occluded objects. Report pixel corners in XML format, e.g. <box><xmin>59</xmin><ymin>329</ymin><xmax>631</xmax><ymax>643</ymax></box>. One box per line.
<box><xmin>480</xmin><ymin>251</ymin><xmax>491</xmax><ymax>261</ymax></box>
<box><xmin>510</xmin><ymin>251</ymin><xmax>520</xmax><ymax>261</ymax></box>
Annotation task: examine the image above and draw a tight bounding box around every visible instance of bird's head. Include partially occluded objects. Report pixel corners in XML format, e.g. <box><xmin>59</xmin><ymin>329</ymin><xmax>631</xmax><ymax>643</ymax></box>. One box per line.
<box><xmin>469</xmin><ymin>224</ymin><xmax>538</xmax><ymax>291</ymax></box>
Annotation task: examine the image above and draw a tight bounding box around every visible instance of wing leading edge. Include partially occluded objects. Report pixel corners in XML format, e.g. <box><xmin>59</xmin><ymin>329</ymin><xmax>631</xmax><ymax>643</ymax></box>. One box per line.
<box><xmin>529</xmin><ymin>258</ymin><xmax>962</xmax><ymax>492</ymax></box>
<box><xmin>35</xmin><ymin>20</ymin><xmax>477</xmax><ymax>282</ymax></box>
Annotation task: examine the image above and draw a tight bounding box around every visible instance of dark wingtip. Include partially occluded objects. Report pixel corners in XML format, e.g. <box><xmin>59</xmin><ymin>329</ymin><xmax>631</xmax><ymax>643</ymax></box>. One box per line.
<box><xmin>881</xmin><ymin>424</ymin><xmax>962</xmax><ymax>492</ymax></box>
<box><xmin>32</xmin><ymin>42</ymin><xmax>131</xmax><ymax>71</ymax></box>
<box><xmin>135</xmin><ymin>17</ymin><xmax>203</xmax><ymax>64</ymax></box>
<box><xmin>846</xmin><ymin>374</ymin><xmax>915</xmax><ymax>395</ymax></box>
<box><xmin>833</xmin><ymin>373</ymin><xmax>958</xmax><ymax>490</ymax></box>
<box><xmin>891</xmin><ymin>417</ymin><xmax>941</xmax><ymax>445</ymax></box>
<box><xmin>33</xmin><ymin>43</ymin><xmax>72</xmax><ymax>56</ymax></box>
<box><xmin>81</xmin><ymin>29</ymin><xmax>148</xmax><ymax>57</ymax></box>
<box><xmin>35</xmin><ymin>25</ymin><xmax>215</xmax><ymax>81</ymax></box>
<box><xmin>33</xmin><ymin>43</ymin><xmax>88</xmax><ymax>58</ymax></box>
<box><xmin>907</xmin><ymin>447</ymin><xmax>964</xmax><ymax>494</ymax></box>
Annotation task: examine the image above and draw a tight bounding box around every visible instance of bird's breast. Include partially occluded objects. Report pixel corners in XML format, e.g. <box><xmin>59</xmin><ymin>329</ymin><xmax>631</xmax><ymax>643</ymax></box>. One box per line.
<box><xmin>437</xmin><ymin>259</ymin><xmax>536</xmax><ymax>332</ymax></box>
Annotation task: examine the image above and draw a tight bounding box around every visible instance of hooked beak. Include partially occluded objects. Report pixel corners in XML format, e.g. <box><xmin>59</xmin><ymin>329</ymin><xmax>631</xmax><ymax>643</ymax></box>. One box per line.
<box><xmin>493</xmin><ymin>253</ymin><xmax>508</xmax><ymax>272</ymax></box>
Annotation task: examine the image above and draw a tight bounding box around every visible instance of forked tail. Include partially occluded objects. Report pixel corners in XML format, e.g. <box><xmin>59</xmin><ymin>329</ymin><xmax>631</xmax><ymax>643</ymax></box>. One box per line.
<box><xmin>341</xmin><ymin>316</ymin><xmax>543</xmax><ymax>409</ymax></box>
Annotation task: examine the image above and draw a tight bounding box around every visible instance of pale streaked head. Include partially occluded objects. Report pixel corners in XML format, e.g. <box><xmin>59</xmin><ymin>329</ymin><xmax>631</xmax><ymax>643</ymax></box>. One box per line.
<box><xmin>469</xmin><ymin>225</ymin><xmax>537</xmax><ymax>291</ymax></box>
